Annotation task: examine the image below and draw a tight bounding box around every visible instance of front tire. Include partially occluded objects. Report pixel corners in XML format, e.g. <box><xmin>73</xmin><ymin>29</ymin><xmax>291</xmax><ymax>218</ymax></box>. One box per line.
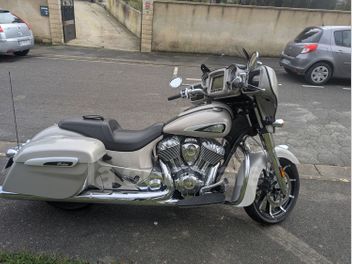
<box><xmin>244</xmin><ymin>158</ymin><xmax>300</xmax><ymax>224</ymax></box>
<box><xmin>14</xmin><ymin>49</ymin><xmax>30</xmax><ymax>56</ymax></box>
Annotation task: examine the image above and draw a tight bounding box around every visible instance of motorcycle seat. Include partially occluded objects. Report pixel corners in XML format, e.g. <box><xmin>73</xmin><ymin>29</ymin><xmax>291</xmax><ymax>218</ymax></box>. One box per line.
<box><xmin>58</xmin><ymin>116</ymin><xmax>164</xmax><ymax>152</ymax></box>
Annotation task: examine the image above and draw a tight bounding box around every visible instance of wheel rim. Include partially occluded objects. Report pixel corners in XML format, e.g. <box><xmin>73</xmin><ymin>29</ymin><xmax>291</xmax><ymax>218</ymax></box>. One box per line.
<box><xmin>311</xmin><ymin>66</ymin><xmax>329</xmax><ymax>83</ymax></box>
<box><xmin>253</xmin><ymin>165</ymin><xmax>296</xmax><ymax>220</ymax></box>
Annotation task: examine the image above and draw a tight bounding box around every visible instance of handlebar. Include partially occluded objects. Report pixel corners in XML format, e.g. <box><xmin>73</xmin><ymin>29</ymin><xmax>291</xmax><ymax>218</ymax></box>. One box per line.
<box><xmin>168</xmin><ymin>62</ymin><xmax>265</xmax><ymax>102</ymax></box>
<box><xmin>168</xmin><ymin>94</ymin><xmax>182</xmax><ymax>101</ymax></box>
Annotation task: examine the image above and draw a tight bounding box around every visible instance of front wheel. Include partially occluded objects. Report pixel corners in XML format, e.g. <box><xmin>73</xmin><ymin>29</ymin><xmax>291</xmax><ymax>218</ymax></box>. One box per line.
<box><xmin>244</xmin><ymin>158</ymin><xmax>300</xmax><ymax>224</ymax></box>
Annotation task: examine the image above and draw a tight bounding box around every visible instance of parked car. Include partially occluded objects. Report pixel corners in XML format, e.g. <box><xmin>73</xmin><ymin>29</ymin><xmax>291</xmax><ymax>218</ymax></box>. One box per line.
<box><xmin>280</xmin><ymin>26</ymin><xmax>351</xmax><ymax>85</ymax></box>
<box><xmin>0</xmin><ymin>9</ymin><xmax>34</xmax><ymax>56</ymax></box>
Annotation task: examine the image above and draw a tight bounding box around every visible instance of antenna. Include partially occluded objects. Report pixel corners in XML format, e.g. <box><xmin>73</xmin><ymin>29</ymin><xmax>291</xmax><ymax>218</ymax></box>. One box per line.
<box><xmin>8</xmin><ymin>72</ymin><xmax>20</xmax><ymax>146</ymax></box>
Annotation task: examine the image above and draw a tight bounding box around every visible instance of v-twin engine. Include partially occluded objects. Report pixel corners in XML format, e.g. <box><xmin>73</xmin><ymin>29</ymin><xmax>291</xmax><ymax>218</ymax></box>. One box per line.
<box><xmin>157</xmin><ymin>136</ymin><xmax>225</xmax><ymax>197</ymax></box>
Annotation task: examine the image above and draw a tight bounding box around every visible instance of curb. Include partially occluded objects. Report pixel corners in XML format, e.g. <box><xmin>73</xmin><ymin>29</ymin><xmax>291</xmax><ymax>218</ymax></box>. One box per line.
<box><xmin>297</xmin><ymin>164</ymin><xmax>350</xmax><ymax>183</ymax></box>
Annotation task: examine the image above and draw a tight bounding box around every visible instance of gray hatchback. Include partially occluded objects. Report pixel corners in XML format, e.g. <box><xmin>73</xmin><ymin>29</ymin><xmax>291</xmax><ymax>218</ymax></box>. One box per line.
<box><xmin>280</xmin><ymin>26</ymin><xmax>351</xmax><ymax>85</ymax></box>
<box><xmin>0</xmin><ymin>9</ymin><xmax>34</xmax><ymax>56</ymax></box>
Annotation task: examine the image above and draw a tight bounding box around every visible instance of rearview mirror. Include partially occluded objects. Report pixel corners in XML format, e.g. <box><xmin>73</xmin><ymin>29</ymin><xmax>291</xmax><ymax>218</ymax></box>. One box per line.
<box><xmin>242</xmin><ymin>48</ymin><xmax>250</xmax><ymax>61</ymax></box>
<box><xmin>248</xmin><ymin>51</ymin><xmax>259</xmax><ymax>71</ymax></box>
<box><xmin>169</xmin><ymin>77</ymin><xmax>183</xmax><ymax>89</ymax></box>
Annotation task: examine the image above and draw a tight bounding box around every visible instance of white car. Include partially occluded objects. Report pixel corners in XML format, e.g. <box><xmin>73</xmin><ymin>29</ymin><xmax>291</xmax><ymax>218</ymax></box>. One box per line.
<box><xmin>0</xmin><ymin>9</ymin><xmax>34</xmax><ymax>56</ymax></box>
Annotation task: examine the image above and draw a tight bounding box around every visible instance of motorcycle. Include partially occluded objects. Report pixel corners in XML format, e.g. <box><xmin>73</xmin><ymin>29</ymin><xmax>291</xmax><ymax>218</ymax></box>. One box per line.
<box><xmin>1</xmin><ymin>50</ymin><xmax>299</xmax><ymax>224</ymax></box>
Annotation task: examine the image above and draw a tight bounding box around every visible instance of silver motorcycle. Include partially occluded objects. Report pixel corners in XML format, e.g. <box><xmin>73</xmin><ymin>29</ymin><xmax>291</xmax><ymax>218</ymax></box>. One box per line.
<box><xmin>1</xmin><ymin>51</ymin><xmax>299</xmax><ymax>224</ymax></box>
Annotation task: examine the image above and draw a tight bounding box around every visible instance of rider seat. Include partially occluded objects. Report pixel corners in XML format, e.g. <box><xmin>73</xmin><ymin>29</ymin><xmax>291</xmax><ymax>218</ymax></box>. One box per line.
<box><xmin>58</xmin><ymin>115</ymin><xmax>164</xmax><ymax>152</ymax></box>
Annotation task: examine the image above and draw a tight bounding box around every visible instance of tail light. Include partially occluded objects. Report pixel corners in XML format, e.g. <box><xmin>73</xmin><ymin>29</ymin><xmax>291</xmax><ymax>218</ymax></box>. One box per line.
<box><xmin>301</xmin><ymin>43</ymin><xmax>318</xmax><ymax>54</ymax></box>
<box><xmin>0</xmin><ymin>25</ymin><xmax>3</xmax><ymax>33</ymax></box>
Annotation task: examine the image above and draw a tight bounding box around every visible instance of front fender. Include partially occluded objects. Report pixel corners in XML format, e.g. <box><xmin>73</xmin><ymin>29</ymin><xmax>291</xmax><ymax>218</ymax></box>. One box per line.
<box><xmin>275</xmin><ymin>145</ymin><xmax>300</xmax><ymax>164</ymax></box>
<box><xmin>230</xmin><ymin>146</ymin><xmax>299</xmax><ymax>207</ymax></box>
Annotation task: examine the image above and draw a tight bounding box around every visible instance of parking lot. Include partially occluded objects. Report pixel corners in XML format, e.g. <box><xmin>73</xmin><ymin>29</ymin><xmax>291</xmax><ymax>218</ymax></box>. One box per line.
<box><xmin>0</xmin><ymin>45</ymin><xmax>350</xmax><ymax>263</ymax></box>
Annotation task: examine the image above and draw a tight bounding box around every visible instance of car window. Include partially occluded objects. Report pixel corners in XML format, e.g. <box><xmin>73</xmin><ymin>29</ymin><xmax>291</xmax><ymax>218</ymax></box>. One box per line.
<box><xmin>334</xmin><ymin>30</ymin><xmax>351</xmax><ymax>47</ymax></box>
<box><xmin>294</xmin><ymin>27</ymin><xmax>323</xmax><ymax>43</ymax></box>
<box><xmin>0</xmin><ymin>12</ymin><xmax>23</xmax><ymax>24</ymax></box>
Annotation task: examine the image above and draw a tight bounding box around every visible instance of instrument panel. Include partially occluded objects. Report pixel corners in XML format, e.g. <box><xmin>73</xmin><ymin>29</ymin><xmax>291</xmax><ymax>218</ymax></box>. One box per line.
<box><xmin>205</xmin><ymin>65</ymin><xmax>240</xmax><ymax>98</ymax></box>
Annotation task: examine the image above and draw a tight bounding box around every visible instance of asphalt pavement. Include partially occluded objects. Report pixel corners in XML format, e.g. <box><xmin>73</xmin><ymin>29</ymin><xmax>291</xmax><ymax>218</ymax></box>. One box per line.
<box><xmin>0</xmin><ymin>45</ymin><xmax>350</xmax><ymax>263</ymax></box>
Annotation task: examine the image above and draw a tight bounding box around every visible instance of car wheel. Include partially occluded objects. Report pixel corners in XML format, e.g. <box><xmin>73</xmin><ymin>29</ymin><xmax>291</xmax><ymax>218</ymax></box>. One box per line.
<box><xmin>14</xmin><ymin>49</ymin><xmax>30</xmax><ymax>56</ymax></box>
<box><xmin>305</xmin><ymin>62</ymin><xmax>332</xmax><ymax>85</ymax></box>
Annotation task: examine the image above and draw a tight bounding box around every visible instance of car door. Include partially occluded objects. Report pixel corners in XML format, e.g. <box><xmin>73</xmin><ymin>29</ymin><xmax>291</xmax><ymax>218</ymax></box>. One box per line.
<box><xmin>331</xmin><ymin>29</ymin><xmax>351</xmax><ymax>78</ymax></box>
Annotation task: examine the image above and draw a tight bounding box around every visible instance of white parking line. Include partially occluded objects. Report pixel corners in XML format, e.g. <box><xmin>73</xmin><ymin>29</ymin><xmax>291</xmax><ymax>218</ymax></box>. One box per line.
<box><xmin>186</xmin><ymin>78</ymin><xmax>201</xmax><ymax>81</ymax></box>
<box><xmin>173</xmin><ymin>67</ymin><xmax>178</xmax><ymax>76</ymax></box>
<box><xmin>342</xmin><ymin>87</ymin><xmax>351</xmax><ymax>90</ymax></box>
<box><xmin>302</xmin><ymin>85</ymin><xmax>324</xmax><ymax>89</ymax></box>
<box><xmin>278</xmin><ymin>83</ymin><xmax>283</xmax><ymax>86</ymax></box>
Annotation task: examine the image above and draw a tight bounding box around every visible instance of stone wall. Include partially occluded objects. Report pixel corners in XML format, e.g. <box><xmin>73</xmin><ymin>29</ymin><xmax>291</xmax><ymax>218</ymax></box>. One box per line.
<box><xmin>107</xmin><ymin>0</ymin><xmax>142</xmax><ymax>37</ymax></box>
<box><xmin>149</xmin><ymin>1</ymin><xmax>351</xmax><ymax>56</ymax></box>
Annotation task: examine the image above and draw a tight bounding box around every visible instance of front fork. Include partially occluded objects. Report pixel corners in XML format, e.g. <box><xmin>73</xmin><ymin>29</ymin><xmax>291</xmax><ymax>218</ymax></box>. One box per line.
<box><xmin>261</xmin><ymin>132</ymin><xmax>288</xmax><ymax>195</ymax></box>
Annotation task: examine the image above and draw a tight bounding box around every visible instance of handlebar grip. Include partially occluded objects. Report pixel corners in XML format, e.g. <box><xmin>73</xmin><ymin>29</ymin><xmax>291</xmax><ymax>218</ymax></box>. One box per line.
<box><xmin>168</xmin><ymin>94</ymin><xmax>182</xmax><ymax>101</ymax></box>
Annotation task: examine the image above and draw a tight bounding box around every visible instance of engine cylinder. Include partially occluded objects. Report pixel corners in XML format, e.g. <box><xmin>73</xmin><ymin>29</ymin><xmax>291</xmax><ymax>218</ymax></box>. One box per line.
<box><xmin>157</xmin><ymin>136</ymin><xmax>224</xmax><ymax>197</ymax></box>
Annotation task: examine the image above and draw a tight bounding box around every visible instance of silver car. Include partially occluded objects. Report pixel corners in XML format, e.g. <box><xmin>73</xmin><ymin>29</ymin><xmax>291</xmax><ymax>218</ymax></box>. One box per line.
<box><xmin>280</xmin><ymin>26</ymin><xmax>351</xmax><ymax>85</ymax></box>
<box><xmin>0</xmin><ymin>9</ymin><xmax>34</xmax><ymax>56</ymax></box>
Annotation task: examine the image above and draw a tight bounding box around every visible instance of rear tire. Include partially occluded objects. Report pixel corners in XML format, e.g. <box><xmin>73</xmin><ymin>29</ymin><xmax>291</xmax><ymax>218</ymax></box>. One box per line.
<box><xmin>47</xmin><ymin>201</ymin><xmax>90</xmax><ymax>211</ymax></box>
<box><xmin>14</xmin><ymin>49</ymin><xmax>30</xmax><ymax>56</ymax></box>
<box><xmin>244</xmin><ymin>158</ymin><xmax>300</xmax><ymax>224</ymax></box>
<box><xmin>305</xmin><ymin>62</ymin><xmax>332</xmax><ymax>85</ymax></box>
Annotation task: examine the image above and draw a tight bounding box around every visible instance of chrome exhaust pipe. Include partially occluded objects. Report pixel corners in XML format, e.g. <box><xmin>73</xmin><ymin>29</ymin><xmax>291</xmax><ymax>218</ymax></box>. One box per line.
<box><xmin>0</xmin><ymin>186</ymin><xmax>176</xmax><ymax>205</ymax></box>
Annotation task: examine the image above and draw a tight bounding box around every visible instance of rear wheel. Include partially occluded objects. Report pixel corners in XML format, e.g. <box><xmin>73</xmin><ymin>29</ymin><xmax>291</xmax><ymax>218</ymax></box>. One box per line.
<box><xmin>47</xmin><ymin>201</ymin><xmax>90</xmax><ymax>210</ymax></box>
<box><xmin>244</xmin><ymin>158</ymin><xmax>300</xmax><ymax>224</ymax></box>
<box><xmin>305</xmin><ymin>62</ymin><xmax>332</xmax><ymax>85</ymax></box>
<box><xmin>14</xmin><ymin>49</ymin><xmax>30</xmax><ymax>56</ymax></box>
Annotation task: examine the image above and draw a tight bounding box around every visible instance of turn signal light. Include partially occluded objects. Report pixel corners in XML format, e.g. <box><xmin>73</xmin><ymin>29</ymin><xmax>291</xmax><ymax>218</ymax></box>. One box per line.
<box><xmin>301</xmin><ymin>43</ymin><xmax>318</xmax><ymax>54</ymax></box>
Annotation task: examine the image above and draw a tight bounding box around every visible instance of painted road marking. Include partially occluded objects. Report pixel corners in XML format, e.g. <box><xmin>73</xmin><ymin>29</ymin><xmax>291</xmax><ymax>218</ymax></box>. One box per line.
<box><xmin>278</xmin><ymin>83</ymin><xmax>283</xmax><ymax>86</ymax></box>
<box><xmin>226</xmin><ymin>210</ymin><xmax>334</xmax><ymax>264</ymax></box>
<box><xmin>0</xmin><ymin>153</ymin><xmax>5</xmax><ymax>157</ymax></box>
<box><xmin>173</xmin><ymin>67</ymin><xmax>178</xmax><ymax>76</ymax></box>
<box><xmin>35</xmin><ymin>54</ymin><xmax>204</xmax><ymax>69</ymax></box>
<box><xmin>186</xmin><ymin>78</ymin><xmax>201</xmax><ymax>81</ymax></box>
<box><xmin>302</xmin><ymin>85</ymin><xmax>324</xmax><ymax>89</ymax></box>
<box><xmin>342</xmin><ymin>87</ymin><xmax>351</xmax><ymax>90</ymax></box>
<box><xmin>266</xmin><ymin>225</ymin><xmax>333</xmax><ymax>264</ymax></box>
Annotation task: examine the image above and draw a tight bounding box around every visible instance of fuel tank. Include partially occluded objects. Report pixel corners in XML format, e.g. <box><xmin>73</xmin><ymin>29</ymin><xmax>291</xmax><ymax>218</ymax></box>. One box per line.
<box><xmin>163</xmin><ymin>102</ymin><xmax>233</xmax><ymax>138</ymax></box>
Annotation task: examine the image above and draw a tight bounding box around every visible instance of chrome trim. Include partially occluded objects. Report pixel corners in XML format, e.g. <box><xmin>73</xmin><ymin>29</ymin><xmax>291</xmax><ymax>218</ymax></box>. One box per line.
<box><xmin>24</xmin><ymin>157</ymin><xmax>79</xmax><ymax>167</ymax></box>
<box><xmin>6</xmin><ymin>148</ymin><xmax>18</xmax><ymax>158</ymax></box>
<box><xmin>5</xmin><ymin>140</ymin><xmax>30</xmax><ymax>158</ymax></box>
<box><xmin>204</xmin><ymin>163</ymin><xmax>220</xmax><ymax>186</ymax></box>
<box><xmin>199</xmin><ymin>178</ymin><xmax>224</xmax><ymax>195</ymax></box>
<box><xmin>0</xmin><ymin>186</ymin><xmax>174</xmax><ymax>206</ymax></box>
<box><xmin>231</xmin><ymin>150</ymin><xmax>251</xmax><ymax>204</ymax></box>
<box><xmin>159</xmin><ymin>160</ymin><xmax>174</xmax><ymax>192</ymax></box>
<box><xmin>273</xmin><ymin>119</ymin><xmax>284</xmax><ymax>128</ymax></box>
